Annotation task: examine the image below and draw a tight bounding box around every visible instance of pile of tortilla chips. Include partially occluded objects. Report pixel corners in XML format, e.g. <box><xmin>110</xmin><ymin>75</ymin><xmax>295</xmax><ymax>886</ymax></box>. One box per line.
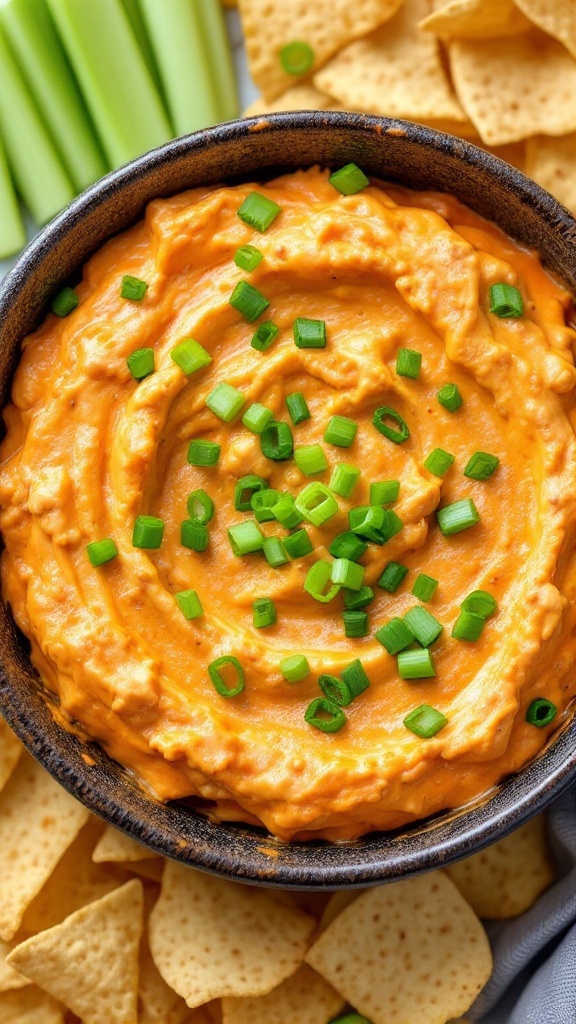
<box><xmin>0</xmin><ymin>718</ymin><xmax>557</xmax><ymax>1024</ymax></box>
<box><xmin>237</xmin><ymin>0</ymin><xmax>576</xmax><ymax>215</ymax></box>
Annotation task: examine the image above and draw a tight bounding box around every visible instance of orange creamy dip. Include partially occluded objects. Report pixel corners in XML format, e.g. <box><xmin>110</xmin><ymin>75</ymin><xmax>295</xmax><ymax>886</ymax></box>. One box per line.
<box><xmin>2</xmin><ymin>167</ymin><xmax>576</xmax><ymax>842</ymax></box>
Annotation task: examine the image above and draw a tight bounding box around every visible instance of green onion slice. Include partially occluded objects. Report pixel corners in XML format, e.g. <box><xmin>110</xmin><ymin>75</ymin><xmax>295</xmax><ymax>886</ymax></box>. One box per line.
<box><xmin>228</xmin><ymin>520</ymin><xmax>264</xmax><ymax>556</ymax></box>
<box><xmin>343</xmin><ymin>610</ymin><xmax>369</xmax><ymax>638</ymax></box>
<box><xmin>331</xmin><ymin>557</ymin><xmax>365</xmax><ymax>591</ymax></box>
<box><xmin>424</xmin><ymin>448</ymin><xmax>455</xmax><ymax>476</ymax></box>
<box><xmin>237</xmin><ymin>191</ymin><xmax>281</xmax><ymax>233</ymax></box>
<box><xmin>378</xmin><ymin>561</ymin><xmax>408</xmax><ymax>593</ymax></box>
<box><xmin>398</xmin><ymin>648</ymin><xmax>436</xmax><ymax>679</ymax></box>
<box><xmin>242</xmin><ymin>402</ymin><xmax>274</xmax><ymax>434</ymax></box>
<box><xmin>280</xmin><ymin>654</ymin><xmax>310</xmax><ymax>683</ymax></box>
<box><xmin>206</xmin><ymin>382</ymin><xmax>245</xmax><ymax>423</ymax></box>
<box><xmin>437</xmin><ymin>383</ymin><xmax>463</xmax><ymax>412</ymax></box>
<box><xmin>403</xmin><ymin>606</ymin><xmax>443</xmax><ymax>648</ymax></box>
<box><xmin>234</xmin><ymin>244</ymin><xmax>263</xmax><ymax>272</ymax></box>
<box><xmin>175</xmin><ymin>589</ymin><xmax>203</xmax><ymax>620</ymax></box>
<box><xmin>181</xmin><ymin>519</ymin><xmax>209</xmax><ymax>552</ymax></box>
<box><xmin>304</xmin><ymin>697</ymin><xmax>346</xmax><ymax>733</ymax></box>
<box><xmin>234</xmin><ymin>475</ymin><xmax>267</xmax><ymax>512</ymax></box>
<box><xmin>452</xmin><ymin>609</ymin><xmax>485</xmax><ymax>641</ymax></box>
<box><xmin>51</xmin><ymin>286</ymin><xmax>79</xmax><ymax>317</ymax></box>
<box><xmin>127</xmin><ymin>347</ymin><xmax>154</xmax><ymax>381</ymax></box>
<box><xmin>329</xmin><ymin>531</ymin><xmax>367</xmax><ymax>561</ymax></box>
<box><xmin>261</xmin><ymin>420</ymin><xmax>293</xmax><ymax>461</ymax></box>
<box><xmin>373</xmin><ymin>406</ymin><xmax>410</xmax><ymax>444</ymax></box>
<box><xmin>293</xmin><ymin>317</ymin><xmax>326</xmax><ymax>349</ymax></box>
<box><xmin>263</xmin><ymin>536</ymin><xmax>288</xmax><ymax>567</ymax></box>
<box><xmin>187</xmin><ymin>488</ymin><xmax>214</xmax><ymax>524</ymax></box>
<box><xmin>283</xmin><ymin>528</ymin><xmax>314</xmax><ymax>558</ymax></box>
<box><xmin>437</xmin><ymin>498</ymin><xmax>480</xmax><ymax>536</ymax></box>
<box><xmin>253</xmin><ymin>596</ymin><xmax>276</xmax><ymax>628</ymax></box>
<box><xmin>489</xmin><ymin>282</ymin><xmax>523</xmax><ymax>318</ymax></box>
<box><xmin>348</xmin><ymin>505</ymin><xmax>385</xmax><ymax>543</ymax></box>
<box><xmin>404</xmin><ymin>704</ymin><xmax>447</xmax><ymax>738</ymax></box>
<box><xmin>286</xmin><ymin>392</ymin><xmax>310</xmax><ymax>425</ymax></box>
<box><xmin>230</xmin><ymin>280</ymin><xmax>270</xmax><ymax>322</ymax></box>
<box><xmin>343</xmin><ymin>585</ymin><xmax>374</xmax><ymax>610</ymax></box>
<box><xmin>251</xmin><ymin>488</ymin><xmax>281</xmax><ymax>522</ymax></box>
<box><xmin>304</xmin><ymin>560</ymin><xmax>340</xmax><ymax>603</ymax></box>
<box><xmin>411</xmin><ymin>573</ymin><xmax>438</xmax><ymax>602</ymax></box>
<box><xmin>329</xmin><ymin>163</ymin><xmax>369</xmax><ymax>196</ymax></box>
<box><xmin>279</xmin><ymin>40</ymin><xmax>314</xmax><ymax>75</ymax></box>
<box><xmin>251</xmin><ymin>321</ymin><xmax>279</xmax><ymax>352</ymax></box>
<box><xmin>271</xmin><ymin>493</ymin><xmax>304</xmax><ymax>529</ymax></box>
<box><xmin>330</xmin><ymin>463</ymin><xmax>360</xmax><ymax>499</ymax></box>
<box><xmin>370</xmin><ymin>480</ymin><xmax>400</xmax><ymax>505</ymax></box>
<box><xmin>396</xmin><ymin>348</ymin><xmax>421</xmax><ymax>379</ymax></box>
<box><xmin>209</xmin><ymin>655</ymin><xmax>245</xmax><ymax>698</ymax></box>
<box><xmin>170</xmin><ymin>338</ymin><xmax>211</xmax><ymax>376</ymax></box>
<box><xmin>294</xmin><ymin>444</ymin><xmax>328</xmax><ymax>476</ymax></box>
<box><xmin>120</xmin><ymin>275</ymin><xmax>148</xmax><ymax>301</ymax></box>
<box><xmin>375</xmin><ymin>617</ymin><xmax>415</xmax><ymax>655</ymax></box>
<box><xmin>464</xmin><ymin>451</ymin><xmax>500</xmax><ymax>480</ymax></box>
<box><xmin>296</xmin><ymin>482</ymin><xmax>338</xmax><ymax>526</ymax></box>
<box><xmin>132</xmin><ymin>515</ymin><xmax>164</xmax><ymax>549</ymax></box>
<box><xmin>526</xmin><ymin>698</ymin><xmax>557</xmax><ymax>728</ymax></box>
<box><xmin>86</xmin><ymin>538</ymin><xmax>118</xmax><ymax>566</ymax></box>
<box><xmin>324</xmin><ymin>415</ymin><xmax>357</xmax><ymax>448</ymax></box>
<box><xmin>461</xmin><ymin>590</ymin><xmax>497</xmax><ymax>618</ymax></box>
<box><xmin>187</xmin><ymin>439</ymin><xmax>221</xmax><ymax>467</ymax></box>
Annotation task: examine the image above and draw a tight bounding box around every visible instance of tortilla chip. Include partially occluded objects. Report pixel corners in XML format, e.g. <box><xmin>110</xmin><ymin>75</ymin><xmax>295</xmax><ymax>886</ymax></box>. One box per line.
<box><xmin>449</xmin><ymin>29</ymin><xmax>576</xmax><ymax>146</ymax></box>
<box><xmin>0</xmin><ymin>941</ymin><xmax>29</xmax><ymax>993</ymax></box>
<box><xmin>149</xmin><ymin>861</ymin><xmax>315</xmax><ymax>1008</ymax></box>
<box><xmin>0</xmin><ymin>985</ymin><xmax>67</xmax><ymax>1023</ymax></box>
<box><xmin>0</xmin><ymin>720</ymin><xmax>22</xmax><ymax>794</ymax></box>
<box><xmin>314</xmin><ymin>0</ymin><xmax>467</xmax><ymax>123</ymax></box>
<box><xmin>139</xmin><ymin>926</ymin><xmax>190</xmax><ymax>1024</ymax></box>
<box><xmin>221</xmin><ymin>964</ymin><xmax>345</xmax><ymax>1024</ymax></box>
<box><xmin>317</xmin><ymin>890</ymin><xmax>359</xmax><ymax>933</ymax></box>
<box><xmin>305</xmin><ymin>872</ymin><xmax>492</xmax><ymax>1024</ymax></box>
<box><xmin>445</xmin><ymin>815</ymin><xmax>555</xmax><ymax>919</ymax></box>
<box><xmin>92</xmin><ymin>824</ymin><xmax>160</xmax><ymax>863</ymax></box>
<box><xmin>0</xmin><ymin>752</ymin><xmax>89</xmax><ymax>941</ymax></box>
<box><xmin>126</xmin><ymin>858</ymin><xmax>165</xmax><ymax>882</ymax></box>
<box><xmin>525</xmin><ymin>133</ymin><xmax>576</xmax><ymax>215</ymax></box>
<box><xmin>243</xmin><ymin>84</ymin><xmax>341</xmax><ymax>117</ymax></box>
<box><xmin>420</xmin><ymin>0</ymin><xmax>531</xmax><ymax>39</ymax></box>
<box><xmin>515</xmin><ymin>0</ymin><xmax>576</xmax><ymax>59</ymax></box>
<box><xmin>7</xmin><ymin>879</ymin><xmax>144</xmax><ymax>1024</ymax></box>
<box><xmin>239</xmin><ymin>0</ymin><xmax>403</xmax><ymax>101</ymax></box>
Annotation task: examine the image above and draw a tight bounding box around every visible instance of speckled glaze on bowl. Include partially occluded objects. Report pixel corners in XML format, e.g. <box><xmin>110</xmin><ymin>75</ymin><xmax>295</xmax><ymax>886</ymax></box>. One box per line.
<box><xmin>1</xmin><ymin>112</ymin><xmax>576</xmax><ymax>890</ymax></box>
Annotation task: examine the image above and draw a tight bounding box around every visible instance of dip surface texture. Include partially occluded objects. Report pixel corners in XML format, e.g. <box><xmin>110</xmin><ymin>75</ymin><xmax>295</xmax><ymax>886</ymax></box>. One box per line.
<box><xmin>2</xmin><ymin>167</ymin><xmax>576</xmax><ymax>842</ymax></box>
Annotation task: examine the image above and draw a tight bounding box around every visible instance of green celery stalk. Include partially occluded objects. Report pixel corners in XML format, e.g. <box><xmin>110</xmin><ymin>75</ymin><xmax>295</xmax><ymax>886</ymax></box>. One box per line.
<box><xmin>0</xmin><ymin>0</ymin><xmax>108</xmax><ymax>191</ymax></box>
<box><xmin>0</xmin><ymin>24</ymin><xmax>74</xmax><ymax>225</ymax></box>
<box><xmin>138</xmin><ymin>0</ymin><xmax>222</xmax><ymax>135</ymax></box>
<box><xmin>118</xmin><ymin>0</ymin><xmax>164</xmax><ymax>100</ymax></box>
<box><xmin>46</xmin><ymin>0</ymin><xmax>172</xmax><ymax>168</ymax></box>
<box><xmin>0</xmin><ymin>135</ymin><xmax>25</xmax><ymax>259</ymax></box>
<box><xmin>197</xmin><ymin>0</ymin><xmax>238</xmax><ymax>121</ymax></box>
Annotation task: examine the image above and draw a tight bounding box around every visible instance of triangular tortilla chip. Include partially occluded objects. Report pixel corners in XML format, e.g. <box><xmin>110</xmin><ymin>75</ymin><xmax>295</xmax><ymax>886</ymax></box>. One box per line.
<box><xmin>149</xmin><ymin>862</ymin><xmax>315</xmax><ymax>1008</ymax></box>
<box><xmin>139</xmin><ymin>926</ymin><xmax>190</xmax><ymax>1024</ymax></box>
<box><xmin>525</xmin><ymin>133</ymin><xmax>576</xmax><ymax>215</ymax></box>
<box><xmin>0</xmin><ymin>752</ymin><xmax>89</xmax><ymax>941</ymax></box>
<box><xmin>450</xmin><ymin>29</ymin><xmax>576</xmax><ymax>145</ymax></box>
<box><xmin>239</xmin><ymin>0</ymin><xmax>403</xmax><ymax>100</ymax></box>
<box><xmin>420</xmin><ymin>0</ymin><xmax>531</xmax><ymax>39</ymax></box>
<box><xmin>221</xmin><ymin>964</ymin><xmax>345</xmax><ymax>1024</ymax></box>
<box><xmin>0</xmin><ymin>720</ymin><xmax>22</xmax><ymax>794</ymax></box>
<box><xmin>7</xmin><ymin>879</ymin><xmax>144</xmax><ymax>1024</ymax></box>
<box><xmin>243</xmin><ymin>84</ymin><xmax>342</xmax><ymax>117</ymax></box>
<box><xmin>92</xmin><ymin>824</ymin><xmax>160</xmax><ymax>863</ymax></box>
<box><xmin>314</xmin><ymin>0</ymin><xmax>467</xmax><ymax>122</ymax></box>
<box><xmin>317</xmin><ymin>890</ymin><xmax>359</xmax><ymax>934</ymax></box>
<box><xmin>305</xmin><ymin>872</ymin><xmax>492</xmax><ymax>1024</ymax></box>
<box><xmin>0</xmin><ymin>984</ymin><xmax>66</xmax><ymax>1023</ymax></box>
<box><xmin>0</xmin><ymin>940</ymin><xmax>29</xmax><ymax>993</ymax></box>
<box><xmin>515</xmin><ymin>0</ymin><xmax>576</xmax><ymax>59</ymax></box>
<box><xmin>445</xmin><ymin>814</ymin><xmax>555</xmax><ymax>918</ymax></box>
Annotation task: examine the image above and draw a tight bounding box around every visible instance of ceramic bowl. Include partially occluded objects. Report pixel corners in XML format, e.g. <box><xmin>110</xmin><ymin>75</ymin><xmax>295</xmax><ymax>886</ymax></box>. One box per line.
<box><xmin>1</xmin><ymin>112</ymin><xmax>576</xmax><ymax>889</ymax></box>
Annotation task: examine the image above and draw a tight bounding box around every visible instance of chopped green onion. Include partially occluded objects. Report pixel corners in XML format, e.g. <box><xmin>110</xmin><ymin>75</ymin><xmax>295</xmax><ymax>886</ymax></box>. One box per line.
<box><xmin>331</xmin><ymin>558</ymin><xmax>365</xmax><ymax>591</ymax></box>
<box><xmin>120</xmin><ymin>275</ymin><xmax>148</xmax><ymax>301</ymax></box>
<box><xmin>127</xmin><ymin>347</ymin><xmax>154</xmax><ymax>380</ymax></box>
<box><xmin>329</xmin><ymin>531</ymin><xmax>367</xmax><ymax>561</ymax></box>
<box><xmin>263</xmin><ymin>536</ymin><xmax>288</xmax><ymax>567</ymax></box>
<box><xmin>280</xmin><ymin>654</ymin><xmax>310</xmax><ymax>683</ymax></box>
<box><xmin>329</xmin><ymin>463</ymin><xmax>360</xmax><ymax>499</ymax></box>
<box><xmin>424</xmin><ymin>448</ymin><xmax>455</xmax><ymax>476</ymax></box>
<box><xmin>381</xmin><ymin>509</ymin><xmax>403</xmax><ymax>543</ymax></box>
<box><xmin>181</xmin><ymin>519</ymin><xmax>209</xmax><ymax>552</ymax></box>
<box><xmin>398</xmin><ymin>648</ymin><xmax>436</xmax><ymax>679</ymax></box>
<box><xmin>375</xmin><ymin>617</ymin><xmax>415</xmax><ymax>655</ymax></box>
<box><xmin>237</xmin><ymin>191</ymin><xmax>281</xmax><ymax>233</ymax></box>
<box><xmin>329</xmin><ymin>163</ymin><xmax>369</xmax><ymax>196</ymax></box>
<box><xmin>526</xmin><ymin>698</ymin><xmax>557</xmax><ymax>728</ymax></box>
<box><xmin>283</xmin><ymin>528</ymin><xmax>314</xmax><ymax>558</ymax></box>
<box><xmin>251</xmin><ymin>321</ymin><xmax>279</xmax><ymax>352</ymax></box>
<box><xmin>293</xmin><ymin>317</ymin><xmax>327</xmax><ymax>349</ymax></box>
<box><xmin>170</xmin><ymin>338</ymin><xmax>212</xmax><ymax>375</ymax></box>
<box><xmin>341</xmin><ymin>658</ymin><xmax>370</xmax><ymax>697</ymax></box>
<box><xmin>461</xmin><ymin>590</ymin><xmax>497</xmax><ymax>618</ymax></box>
<box><xmin>411</xmin><ymin>574</ymin><xmax>438</xmax><ymax>602</ymax></box>
<box><xmin>330</xmin><ymin>1016</ymin><xmax>372</xmax><ymax>1024</ymax></box>
<box><xmin>324</xmin><ymin>415</ymin><xmax>357</xmax><ymax>448</ymax></box>
<box><xmin>86</xmin><ymin>538</ymin><xmax>118</xmax><ymax>566</ymax></box>
<box><xmin>489</xmin><ymin>282</ymin><xmax>523</xmax><ymax>318</ymax></box>
<box><xmin>187</xmin><ymin>439</ymin><xmax>221</xmax><ymax>467</ymax></box>
<box><xmin>187</xmin><ymin>489</ymin><xmax>214</xmax><ymax>524</ymax></box>
<box><xmin>304</xmin><ymin>560</ymin><xmax>340</xmax><ymax>603</ymax></box>
<box><xmin>234</xmin><ymin>244</ymin><xmax>263</xmax><ymax>272</ymax></box>
<box><xmin>208</xmin><ymin>655</ymin><xmax>245</xmax><ymax>698</ymax></box>
<box><xmin>206</xmin><ymin>382</ymin><xmax>245</xmax><ymax>423</ymax></box>
<box><xmin>279</xmin><ymin>40</ymin><xmax>314</xmax><ymax>75</ymax></box>
<box><xmin>370</xmin><ymin>480</ymin><xmax>399</xmax><ymax>505</ymax></box>
<box><xmin>51</xmin><ymin>287</ymin><xmax>79</xmax><ymax>317</ymax></box>
<box><xmin>464</xmin><ymin>451</ymin><xmax>500</xmax><ymax>480</ymax></box>
<box><xmin>271</xmin><ymin>494</ymin><xmax>304</xmax><ymax>529</ymax></box>
<box><xmin>251</xmin><ymin>488</ymin><xmax>281</xmax><ymax>522</ymax></box>
<box><xmin>228</xmin><ymin>520</ymin><xmax>264</xmax><ymax>556</ymax></box>
<box><xmin>437</xmin><ymin>383</ymin><xmax>463</xmax><ymax>412</ymax></box>
<box><xmin>404</xmin><ymin>606</ymin><xmax>443</xmax><ymax>648</ymax></box>
<box><xmin>175</xmin><ymin>589</ymin><xmax>203</xmax><ymax>620</ymax></box>
<box><xmin>319</xmin><ymin>675</ymin><xmax>351</xmax><ymax>707</ymax></box>
<box><xmin>404</xmin><ymin>705</ymin><xmax>447</xmax><ymax>738</ymax></box>
<box><xmin>304</xmin><ymin>697</ymin><xmax>346</xmax><ymax>733</ymax></box>
<box><xmin>242</xmin><ymin>402</ymin><xmax>274</xmax><ymax>434</ymax></box>
<box><xmin>378</xmin><ymin>561</ymin><xmax>408</xmax><ymax>593</ymax></box>
<box><xmin>349</xmin><ymin>505</ymin><xmax>385</xmax><ymax>543</ymax></box>
<box><xmin>373</xmin><ymin>406</ymin><xmax>410</xmax><ymax>444</ymax></box>
<box><xmin>343</xmin><ymin>610</ymin><xmax>369</xmax><ymax>638</ymax></box>
<box><xmin>396</xmin><ymin>348</ymin><xmax>421</xmax><ymax>379</ymax></box>
<box><xmin>260</xmin><ymin>420</ymin><xmax>293</xmax><ymax>460</ymax></box>
<box><xmin>234</xmin><ymin>475</ymin><xmax>267</xmax><ymax>512</ymax></box>
<box><xmin>253</xmin><ymin>597</ymin><xmax>276</xmax><ymax>628</ymax></box>
<box><xmin>133</xmin><ymin>515</ymin><xmax>164</xmax><ymax>549</ymax></box>
<box><xmin>437</xmin><ymin>498</ymin><xmax>480</xmax><ymax>536</ymax></box>
<box><xmin>343</xmin><ymin>585</ymin><xmax>374</xmax><ymax>610</ymax></box>
<box><xmin>286</xmin><ymin>392</ymin><xmax>310</xmax><ymax>425</ymax></box>
<box><xmin>294</xmin><ymin>444</ymin><xmax>328</xmax><ymax>476</ymax></box>
<box><xmin>320</xmin><ymin>661</ymin><xmax>370</xmax><ymax>705</ymax></box>
<box><xmin>452</xmin><ymin>609</ymin><xmax>485</xmax><ymax>641</ymax></box>
<box><xmin>230</xmin><ymin>280</ymin><xmax>270</xmax><ymax>322</ymax></box>
<box><xmin>296</xmin><ymin>482</ymin><xmax>339</xmax><ymax>526</ymax></box>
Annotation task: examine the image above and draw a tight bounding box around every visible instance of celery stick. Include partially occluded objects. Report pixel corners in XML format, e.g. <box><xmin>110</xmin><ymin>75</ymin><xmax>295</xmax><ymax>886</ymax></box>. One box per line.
<box><xmin>46</xmin><ymin>0</ymin><xmax>172</xmax><ymax>169</ymax></box>
<box><xmin>138</xmin><ymin>0</ymin><xmax>221</xmax><ymax>135</ymax></box>
<box><xmin>119</xmin><ymin>0</ymin><xmax>164</xmax><ymax>99</ymax></box>
<box><xmin>0</xmin><ymin>0</ymin><xmax>107</xmax><ymax>192</ymax></box>
<box><xmin>0</xmin><ymin>136</ymin><xmax>25</xmax><ymax>259</ymax></box>
<box><xmin>0</xmin><ymin>25</ymin><xmax>74</xmax><ymax>225</ymax></box>
<box><xmin>197</xmin><ymin>0</ymin><xmax>238</xmax><ymax>122</ymax></box>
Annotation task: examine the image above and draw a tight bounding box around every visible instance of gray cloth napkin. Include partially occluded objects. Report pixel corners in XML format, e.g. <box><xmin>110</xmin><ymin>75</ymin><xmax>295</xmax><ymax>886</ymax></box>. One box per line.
<box><xmin>468</xmin><ymin>786</ymin><xmax>576</xmax><ymax>1023</ymax></box>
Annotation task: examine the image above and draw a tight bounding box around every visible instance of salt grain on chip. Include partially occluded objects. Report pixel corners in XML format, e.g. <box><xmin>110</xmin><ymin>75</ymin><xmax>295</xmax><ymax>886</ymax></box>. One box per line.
<box><xmin>305</xmin><ymin>871</ymin><xmax>492</xmax><ymax>1024</ymax></box>
<box><xmin>221</xmin><ymin>964</ymin><xmax>345</xmax><ymax>1024</ymax></box>
<box><xmin>420</xmin><ymin>0</ymin><xmax>531</xmax><ymax>39</ymax></box>
<box><xmin>526</xmin><ymin>134</ymin><xmax>576</xmax><ymax>216</ymax></box>
<box><xmin>149</xmin><ymin>861</ymin><xmax>315</xmax><ymax>1008</ymax></box>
